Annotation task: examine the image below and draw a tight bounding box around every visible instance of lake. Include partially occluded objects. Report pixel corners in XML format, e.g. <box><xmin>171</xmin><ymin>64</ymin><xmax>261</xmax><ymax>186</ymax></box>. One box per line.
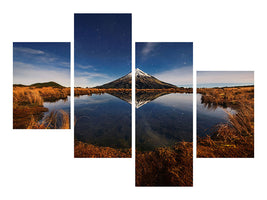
<box><xmin>43</xmin><ymin>96</ymin><xmax>71</xmax><ymax>116</ymax></box>
<box><xmin>41</xmin><ymin>96</ymin><xmax>71</xmax><ymax>128</ymax></box>
<box><xmin>197</xmin><ymin>94</ymin><xmax>234</xmax><ymax>137</ymax></box>
<box><xmin>74</xmin><ymin>94</ymin><xmax>131</xmax><ymax>149</ymax></box>
<box><xmin>136</xmin><ymin>93</ymin><xmax>193</xmax><ymax>151</ymax></box>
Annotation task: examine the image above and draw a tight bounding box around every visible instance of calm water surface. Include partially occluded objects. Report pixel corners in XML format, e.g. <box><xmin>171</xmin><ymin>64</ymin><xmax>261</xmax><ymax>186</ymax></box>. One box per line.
<box><xmin>136</xmin><ymin>93</ymin><xmax>193</xmax><ymax>151</ymax></box>
<box><xmin>43</xmin><ymin>96</ymin><xmax>71</xmax><ymax>116</ymax></box>
<box><xmin>197</xmin><ymin>94</ymin><xmax>234</xmax><ymax>137</ymax></box>
<box><xmin>74</xmin><ymin>94</ymin><xmax>131</xmax><ymax>149</ymax></box>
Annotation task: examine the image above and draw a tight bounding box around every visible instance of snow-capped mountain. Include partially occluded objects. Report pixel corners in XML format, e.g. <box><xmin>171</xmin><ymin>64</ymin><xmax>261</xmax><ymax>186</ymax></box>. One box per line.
<box><xmin>135</xmin><ymin>68</ymin><xmax>150</xmax><ymax>77</ymax></box>
<box><xmin>95</xmin><ymin>68</ymin><xmax>177</xmax><ymax>89</ymax></box>
<box><xmin>135</xmin><ymin>68</ymin><xmax>177</xmax><ymax>89</ymax></box>
<box><xmin>95</xmin><ymin>71</ymin><xmax>132</xmax><ymax>89</ymax></box>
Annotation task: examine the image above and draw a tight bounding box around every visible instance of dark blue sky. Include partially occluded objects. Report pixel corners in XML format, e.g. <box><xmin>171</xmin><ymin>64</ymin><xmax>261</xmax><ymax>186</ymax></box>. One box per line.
<box><xmin>74</xmin><ymin>14</ymin><xmax>132</xmax><ymax>87</ymax></box>
<box><xmin>13</xmin><ymin>42</ymin><xmax>70</xmax><ymax>86</ymax></box>
<box><xmin>136</xmin><ymin>42</ymin><xmax>193</xmax><ymax>87</ymax></box>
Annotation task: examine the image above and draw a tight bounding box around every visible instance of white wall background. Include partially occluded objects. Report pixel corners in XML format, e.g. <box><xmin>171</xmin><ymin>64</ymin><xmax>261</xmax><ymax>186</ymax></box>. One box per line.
<box><xmin>0</xmin><ymin>0</ymin><xmax>266</xmax><ymax>199</ymax></box>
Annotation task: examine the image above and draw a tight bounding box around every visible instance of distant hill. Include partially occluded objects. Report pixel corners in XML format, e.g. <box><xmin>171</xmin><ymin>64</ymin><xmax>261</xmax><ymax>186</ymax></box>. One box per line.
<box><xmin>30</xmin><ymin>81</ymin><xmax>64</xmax><ymax>88</ymax></box>
<box><xmin>13</xmin><ymin>81</ymin><xmax>64</xmax><ymax>88</ymax></box>
<box><xmin>13</xmin><ymin>84</ymin><xmax>27</xmax><ymax>87</ymax></box>
<box><xmin>95</xmin><ymin>68</ymin><xmax>177</xmax><ymax>89</ymax></box>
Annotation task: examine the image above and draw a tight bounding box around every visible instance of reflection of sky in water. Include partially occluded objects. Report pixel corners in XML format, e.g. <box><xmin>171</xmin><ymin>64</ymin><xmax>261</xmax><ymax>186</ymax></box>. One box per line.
<box><xmin>43</xmin><ymin>96</ymin><xmax>70</xmax><ymax>116</ymax></box>
<box><xmin>197</xmin><ymin>94</ymin><xmax>234</xmax><ymax>137</ymax></box>
<box><xmin>74</xmin><ymin>93</ymin><xmax>114</xmax><ymax>105</ymax></box>
<box><xmin>136</xmin><ymin>93</ymin><xmax>193</xmax><ymax>151</ymax></box>
<box><xmin>153</xmin><ymin>93</ymin><xmax>193</xmax><ymax>112</ymax></box>
<box><xmin>74</xmin><ymin>94</ymin><xmax>131</xmax><ymax>149</ymax></box>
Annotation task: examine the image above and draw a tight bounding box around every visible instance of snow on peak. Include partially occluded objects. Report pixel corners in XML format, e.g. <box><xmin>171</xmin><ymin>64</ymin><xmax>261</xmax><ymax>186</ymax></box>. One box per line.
<box><xmin>135</xmin><ymin>68</ymin><xmax>150</xmax><ymax>77</ymax></box>
<box><xmin>125</xmin><ymin>71</ymin><xmax>132</xmax><ymax>77</ymax></box>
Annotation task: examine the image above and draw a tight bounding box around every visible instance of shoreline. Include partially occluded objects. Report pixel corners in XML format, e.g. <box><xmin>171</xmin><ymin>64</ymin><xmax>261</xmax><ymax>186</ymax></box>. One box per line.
<box><xmin>13</xmin><ymin>86</ymin><xmax>70</xmax><ymax>129</ymax></box>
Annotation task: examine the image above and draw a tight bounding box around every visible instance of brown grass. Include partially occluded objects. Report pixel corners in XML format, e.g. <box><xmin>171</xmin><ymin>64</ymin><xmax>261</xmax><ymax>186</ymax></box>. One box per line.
<box><xmin>27</xmin><ymin>110</ymin><xmax>70</xmax><ymax>129</ymax></box>
<box><xmin>74</xmin><ymin>140</ymin><xmax>131</xmax><ymax>158</ymax></box>
<box><xmin>197</xmin><ymin>86</ymin><xmax>254</xmax><ymax>158</ymax></box>
<box><xmin>13</xmin><ymin>87</ymin><xmax>43</xmax><ymax>108</ymax></box>
<box><xmin>37</xmin><ymin>87</ymin><xmax>70</xmax><ymax>101</ymax></box>
<box><xmin>74</xmin><ymin>88</ymin><xmax>131</xmax><ymax>96</ymax></box>
<box><xmin>13</xmin><ymin>86</ymin><xmax>70</xmax><ymax>129</ymax></box>
<box><xmin>197</xmin><ymin>86</ymin><xmax>254</xmax><ymax>108</ymax></box>
<box><xmin>136</xmin><ymin>88</ymin><xmax>193</xmax><ymax>93</ymax></box>
<box><xmin>136</xmin><ymin>142</ymin><xmax>193</xmax><ymax>186</ymax></box>
<box><xmin>74</xmin><ymin>87</ymin><xmax>192</xmax><ymax>97</ymax></box>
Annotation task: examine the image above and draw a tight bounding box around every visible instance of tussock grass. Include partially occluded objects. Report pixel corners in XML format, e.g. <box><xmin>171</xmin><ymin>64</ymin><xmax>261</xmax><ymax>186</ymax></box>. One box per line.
<box><xmin>13</xmin><ymin>86</ymin><xmax>70</xmax><ymax>105</ymax></box>
<box><xmin>136</xmin><ymin>142</ymin><xmax>193</xmax><ymax>186</ymax></box>
<box><xmin>13</xmin><ymin>86</ymin><xmax>70</xmax><ymax>129</ymax></box>
<box><xmin>136</xmin><ymin>88</ymin><xmax>193</xmax><ymax>93</ymax></box>
<box><xmin>13</xmin><ymin>87</ymin><xmax>43</xmax><ymax>108</ymax></box>
<box><xmin>197</xmin><ymin>86</ymin><xmax>254</xmax><ymax>158</ymax></box>
<box><xmin>27</xmin><ymin>110</ymin><xmax>70</xmax><ymax>129</ymax></box>
<box><xmin>198</xmin><ymin>86</ymin><xmax>254</xmax><ymax>108</ymax></box>
<box><xmin>74</xmin><ymin>88</ymin><xmax>131</xmax><ymax>96</ymax></box>
<box><xmin>37</xmin><ymin>87</ymin><xmax>70</xmax><ymax>101</ymax></box>
<box><xmin>74</xmin><ymin>140</ymin><xmax>131</xmax><ymax>158</ymax></box>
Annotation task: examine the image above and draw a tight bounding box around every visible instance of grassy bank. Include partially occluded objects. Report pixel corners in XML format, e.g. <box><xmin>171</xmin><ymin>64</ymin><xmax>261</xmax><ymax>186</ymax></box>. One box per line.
<box><xmin>136</xmin><ymin>142</ymin><xmax>193</xmax><ymax>186</ymax></box>
<box><xmin>197</xmin><ymin>86</ymin><xmax>254</xmax><ymax>158</ymax></box>
<box><xmin>74</xmin><ymin>88</ymin><xmax>131</xmax><ymax>96</ymax></box>
<box><xmin>74</xmin><ymin>140</ymin><xmax>131</xmax><ymax>158</ymax></box>
<box><xmin>74</xmin><ymin>87</ymin><xmax>192</xmax><ymax>96</ymax></box>
<box><xmin>13</xmin><ymin>86</ymin><xmax>70</xmax><ymax>129</ymax></box>
<box><xmin>136</xmin><ymin>88</ymin><xmax>193</xmax><ymax>93</ymax></box>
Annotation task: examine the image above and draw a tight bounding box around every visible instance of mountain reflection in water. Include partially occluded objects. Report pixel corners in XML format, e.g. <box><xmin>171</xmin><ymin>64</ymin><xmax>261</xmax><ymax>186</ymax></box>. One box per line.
<box><xmin>74</xmin><ymin>91</ymin><xmax>193</xmax><ymax>151</ymax></box>
<box><xmin>135</xmin><ymin>93</ymin><xmax>193</xmax><ymax>151</ymax></box>
<box><xmin>106</xmin><ymin>90</ymin><xmax>176</xmax><ymax>108</ymax></box>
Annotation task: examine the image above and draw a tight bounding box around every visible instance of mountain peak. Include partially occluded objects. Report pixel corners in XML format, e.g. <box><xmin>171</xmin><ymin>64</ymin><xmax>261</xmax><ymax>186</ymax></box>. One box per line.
<box><xmin>95</xmin><ymin>68</ymin><xmax>177</xmax><ymax>89</ymax></box>
<box><xmin>136</xmin><ymin>68</ymin><xmax>150</xmax><ymax>77</ymax></box>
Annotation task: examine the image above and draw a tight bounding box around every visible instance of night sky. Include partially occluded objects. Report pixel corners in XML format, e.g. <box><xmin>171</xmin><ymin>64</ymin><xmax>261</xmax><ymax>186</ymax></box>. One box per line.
<box><xmin>13</xmin><ymin>42</ymin><xmax>70</xmax><ymax>86</ymax></box>
<box><xmin>74</xmin><ymin>14</ymin><xmax>132</xmax><ymax>87</ymax></box>
<box><xmin>136</xmin><ymin>42</ymin><xmax>193</xmax><ymax>87</ymax></box>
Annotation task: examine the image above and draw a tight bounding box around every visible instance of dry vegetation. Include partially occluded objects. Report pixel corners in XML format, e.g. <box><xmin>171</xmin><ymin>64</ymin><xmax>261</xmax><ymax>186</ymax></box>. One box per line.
<box><xmin>27</xmin><ymin>110</ymin><xmax>70</xmax><ymax>129</ymax></box>
<box><xmin>74</xmin><ymin>140</ymin><xmax>131</xmax><ymax>158</ymax></box>
<box><xmin>13</xmin><ymin>86</ymin><xmax>70</xmax><ymax>129</ymax></box>
<box><xmin>136</xmin><ymin>142</ymin><xmax>193</xmax><ymax>186</ymax></box>
<box><xmin>74</xmin><ymin>87</ymin><xmax>192</xmax><ymax>96</ymax></box>
<box><xmin>197</xmin><ymin>86</ymin><xmax>254</xmax><ymax>158</ymax></box>
<box><xmin>37</xmin><ymin>87</ymin><xmax>70</xmax><ymax>101</ymax></box>
<box><xmin>136</xmin><ymin>88</ymin><xmax>193</xmax><ymax>93</ymax></box>
<box><xmin>74</xmin><ymin>88</ymin><xmax>131</xmax><ymax>96</ymax></box>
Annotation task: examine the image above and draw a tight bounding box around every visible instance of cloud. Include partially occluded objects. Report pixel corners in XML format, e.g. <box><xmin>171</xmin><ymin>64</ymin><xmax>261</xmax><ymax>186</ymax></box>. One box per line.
<box><xmin>58</xmin><ymin>61</ymin><xmax>70</xmax><ymax>68</ymax></box>
<box><xmin>13</xmin><ymin>46</ymin><xmax>69</xmax><ymax>67</ymax></box>
<box><xmin>75</xmin><ymin>71</ymin><xmax>110</xmax><ymax>79</ymax></box>
<box><xmin>76</xmin><ymin>64</ymin><xmax>95</xmax><ymax>70</ymax></box>
<box><xmin>14</xmin><ymin>47</ymin><xmax>45</xmax><ymax>55</ymax></box>
<box><xmin>153</xmin><ymin>66</ymin><xmax>193</xmax><ymax>87</ymax></box>
<box><xmin>74</xmin><ymin>77</ymin><xmax>107</xmax><ymax>88</ymax></box>
<box><xmin>75</xmin><ymin>71</ymin><xmax>113</xmax><ymax>87</ymax></box>
<box><xmin>13</xmin><ymin>62</ymin><xmax>70</xmax><ymax>87</ymax></box>
<box><xmin>141</xmin><ymin>43</ymin><xmax>157</xmax><ymax>58</ymax></box>
<box><xmin>197</xmin><ymin>71</ymin><xmax>254</xmax><ymax>84</ymax></box>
